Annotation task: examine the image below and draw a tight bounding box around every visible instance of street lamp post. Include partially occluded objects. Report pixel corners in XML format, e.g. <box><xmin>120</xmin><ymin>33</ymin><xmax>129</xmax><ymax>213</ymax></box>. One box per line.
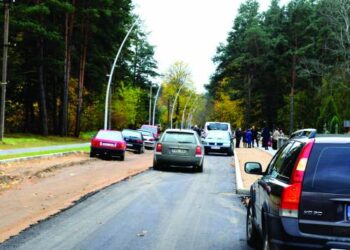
<box><xmin>148</xmin><ymin>85</ymin><xmax>152</xmax><ymax>125</ymax></box>
<box><xmin>180</xmin><ymin>93</ymin><xmax>193</xmax><ymax>129</ymax></box>
<box><xmin>104</xmin><ymin>20</ymin><xmax>137</xmax><ymax>130</ymax></box>
<box><xmin>0</xmin><ymin>0</ymin><xmax>11</xmax><ymax>141</ymax></box>
<box><xmin>152</xmin><ymin>83</ymin><xmax>161</xmax><ymax>126</ymax></box>
<box><xmin>170</xmin><ymin>82</ymin><xmax>186</xmax><ymax>129</ymax></box>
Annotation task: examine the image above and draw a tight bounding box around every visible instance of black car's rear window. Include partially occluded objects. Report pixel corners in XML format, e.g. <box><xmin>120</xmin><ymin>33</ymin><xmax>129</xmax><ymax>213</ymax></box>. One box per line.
<box><xmin>163</xmin><ymin>132</ymin><xmax>196</xmax><ymax>144</ymax></box>
<box><xmin>122</xmin><ymin>130</ymin><xmax>142</xmax><ymax>139</ymax></box>
<box><xmin>303</xmin><ymin>144</ymin><xmax>350</xmax><ymax>194</ymax></box>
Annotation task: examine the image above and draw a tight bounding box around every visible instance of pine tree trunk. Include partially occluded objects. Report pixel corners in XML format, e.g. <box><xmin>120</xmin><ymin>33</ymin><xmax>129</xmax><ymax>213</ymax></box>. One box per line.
<box><xmin>38</xmin><ymin>38</ymin><xmax>48</xmax><ymax>136</ymax></box>
<box><xmin>75</xmin><ymin>18</ymin><xmax>88</xmax><ymax>137</ymax></box>
<box><xmin>61</xmin><ymin>0</ymin><xmax>75</xmax><ymax>136</ymax></box>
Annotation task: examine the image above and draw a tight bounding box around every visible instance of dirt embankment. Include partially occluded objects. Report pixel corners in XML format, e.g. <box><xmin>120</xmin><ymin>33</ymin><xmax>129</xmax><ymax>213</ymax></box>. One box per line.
<box><xmin>0</xmin><ymin>150</ymin><xmax>153</xmax><ymax>243</ymax></box>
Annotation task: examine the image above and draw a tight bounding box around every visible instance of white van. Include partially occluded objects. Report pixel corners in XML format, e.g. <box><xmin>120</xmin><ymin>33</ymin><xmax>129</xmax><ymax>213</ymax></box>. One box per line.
<box><xmin>203</xmin><ymin>122</ymin><xmax>232</xmax><ymax>138</ymax></box>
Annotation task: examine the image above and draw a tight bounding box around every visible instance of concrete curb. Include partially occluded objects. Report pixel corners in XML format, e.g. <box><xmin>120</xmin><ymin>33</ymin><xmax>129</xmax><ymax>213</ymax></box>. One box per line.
<box><xmin>234</xmin><ymin>149</ymin><xmax>250</xmax><ymax>195</ymax></box>
<box><xmin>0</xmin><ymin>151</ymin><xmax>88</xmax><ymax>165</ymax></box>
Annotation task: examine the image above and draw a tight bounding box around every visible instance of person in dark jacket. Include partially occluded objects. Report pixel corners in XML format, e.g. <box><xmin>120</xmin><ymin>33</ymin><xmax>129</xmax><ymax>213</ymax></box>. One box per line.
<box><xmin>251</xmin><ymin>126</ymin><xmax>258</xmax><ymax>148</ymax></box>
<box><xmin>235</xmin><ymin>128</ymin><xmax>242</xmax><ymax>148</ymax></box>
<box><xmin>261</xmin><ymin>123</ymin><xmax>270</xmax><ymax>150</ymax></box>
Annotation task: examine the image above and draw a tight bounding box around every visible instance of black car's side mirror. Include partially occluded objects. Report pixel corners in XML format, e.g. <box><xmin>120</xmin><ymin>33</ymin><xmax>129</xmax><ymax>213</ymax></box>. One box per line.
<box><xmin>244</xmin><ymin>162</ymin><xmax>263</xmax><ymax>175</ymax></box>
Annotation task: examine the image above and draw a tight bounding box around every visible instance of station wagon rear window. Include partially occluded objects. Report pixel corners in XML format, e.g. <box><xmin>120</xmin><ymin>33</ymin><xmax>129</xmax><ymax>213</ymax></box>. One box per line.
<box><xmin>96</xmin><ymin>131</ymin><xmax>123</xmax><ymax>140</ymax></box>
<box><xmin>303</xmin><ymin>145</ymin><xmax>350</xmax><ymax>194</ymax></box>
<box><xmin>163</xmin><ymin>132</ymin><xmax>196</xmax><ymax>144</ymax></box>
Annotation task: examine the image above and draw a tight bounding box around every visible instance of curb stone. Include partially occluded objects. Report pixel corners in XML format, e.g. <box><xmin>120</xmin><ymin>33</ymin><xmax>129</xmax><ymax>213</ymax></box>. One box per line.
<box><xmin>233</xmin><ymin>149</ymin><xmax>250</xmax><ymax>195</ymax></box>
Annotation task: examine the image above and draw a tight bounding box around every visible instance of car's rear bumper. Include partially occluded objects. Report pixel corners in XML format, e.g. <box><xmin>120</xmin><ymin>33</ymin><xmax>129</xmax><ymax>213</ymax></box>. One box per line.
<box><xmin>91</xmin><ymin>147</ymin><xmax>124</xmax><ymax>157</ymax></box>
<box><xmin>125</xmin><ymin>143</ymin><xmax>143</xmax><ymax>151</ymax></box>
<box><xmin>267</xmin><ymin>213</ymin><xmax>350</xmax><ymax>249</ymax></box>
<box><xmin>204</xmin><ymin>145</ymin><xmax>231</xmax><ymax>153</ymax></box>
<box><xmin>154</xmin><ymin>155</ymin><xmax>203</xmax><ymax>167</ymax></box>
<box><xmin>144</xmin><ymin>141</ymin><xmax>155</xmax><ymax>148</ymax></box>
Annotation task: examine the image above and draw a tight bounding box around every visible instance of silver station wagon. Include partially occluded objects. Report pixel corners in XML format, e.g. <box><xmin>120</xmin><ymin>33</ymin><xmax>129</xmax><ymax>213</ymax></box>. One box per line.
<box><xmin>153</xmin><ymin>129</ymin><xmax>204</xmax><ymax>172</ymax></box>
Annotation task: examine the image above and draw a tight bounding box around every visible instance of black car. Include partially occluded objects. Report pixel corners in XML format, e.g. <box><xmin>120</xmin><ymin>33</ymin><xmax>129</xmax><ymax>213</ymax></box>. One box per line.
<box><xmin>122</xmin><ymin>129</ymin><xmax>145</xmax><ymax>154</ymax></box>
<box><xmin>245</xmin><ymin>129</ymin><xmax>350</xmax><ymax>250</ymax></box>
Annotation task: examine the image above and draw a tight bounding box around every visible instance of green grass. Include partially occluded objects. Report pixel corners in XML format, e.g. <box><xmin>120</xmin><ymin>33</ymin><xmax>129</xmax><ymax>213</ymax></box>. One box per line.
<box><xmin>0</xmin><ymin>146</ymin><xmax>90</xmax><ymax>160</ymax></box>
<box><xmin>0</xmin><ymin>133</ymin><xmax>91</xmax><ymax>150</ymax></box>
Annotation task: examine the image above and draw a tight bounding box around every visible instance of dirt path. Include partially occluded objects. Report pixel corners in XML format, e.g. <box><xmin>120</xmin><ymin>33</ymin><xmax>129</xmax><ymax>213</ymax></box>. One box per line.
<box><xmin>235</xmin><ymin>148</ymin><xmax>273</xmax><ymax>189</ymax></box>
<box><xmin>0</xmin><ymin>150</ymin><xmax>153</xmax><ymax>243</ymax></box>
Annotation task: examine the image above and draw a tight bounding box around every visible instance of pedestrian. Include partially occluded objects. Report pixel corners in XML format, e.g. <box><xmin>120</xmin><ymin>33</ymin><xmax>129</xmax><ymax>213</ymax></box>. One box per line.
<box><xmin>261</xmin><ymin>123</ymin><xmax>270</xmax><ymax>150</ymax></box>
<box><xmin>272</xmin><ymin>128</ymin><xmax>280</xmax><ymax>150</ymax></box>
<box><xmin>251</xmin><ymin>126</ymin><xmax>258</xmax><ymax>148</ymax></box>
<box><xmin>246</xmin><ymin>129</ymin><xmax>252</xmax><ymax>148</ymax></box>
<box><xmin>235</xmin><ymin>128</ymin><xmax>242</xmax><ymax>148</ymax></box>
<box><xmin>242</xmin><ymin>129</ymin><xmax>247</xmax><ymax>148</ymax></box>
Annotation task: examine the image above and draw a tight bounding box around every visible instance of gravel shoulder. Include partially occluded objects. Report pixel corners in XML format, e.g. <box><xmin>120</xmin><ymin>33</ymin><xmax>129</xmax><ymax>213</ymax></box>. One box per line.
<box><xmin>0</xmin><ymin>150</ymin><xmax>153</xmax><ymax>243</ymax></box>
<box><xmin>235</xmin><ymin>148</ymin><xmax>272</xmax><ymax>190</ymax></box>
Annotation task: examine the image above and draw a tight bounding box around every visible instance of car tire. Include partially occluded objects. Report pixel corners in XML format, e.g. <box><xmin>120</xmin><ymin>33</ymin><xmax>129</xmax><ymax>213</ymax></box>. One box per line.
<box><xmin>228</xmin><ymin>147</ymin><xmax>234</xmax><ymax>156</ymax></box>
<box><xmin>196</xmin><ymin>163</ymin><xmax>203</xmax><ymax>173</ymax></box>
<box><xmin>153</xmin><ymin>160</ymin><xmax>161</xmax><ymax>170</ymax></box>
<box><xmin>90</xmin><ymin>149</ymin><xmax>96</xmax><ymax>158</ymax></box>
<box><xmin>262</xmin><ymin>216</ymin><xmax>279</xmax><ymax>250</ymax></box>
<box><xmin>120</xmin><ymin>153</ymin><xmax>125</xmax><ymax>161</ymax></box>
<box><xmin>246</xmin><ymin>201</ymin><xmax>258</xmax><ymax>248</ymax></box>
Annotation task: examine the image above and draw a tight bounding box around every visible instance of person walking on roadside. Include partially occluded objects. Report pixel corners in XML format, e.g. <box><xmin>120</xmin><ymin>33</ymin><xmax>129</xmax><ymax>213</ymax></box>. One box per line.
<box><xmin>272</xmin><ymin>128</ymin><xmax>280</xmax><ymax>150</ymax></box>
<box><xmin>261</xmin><ymin>123</ymin><xmax>270</xmax><ymax>150</ymax></box>
<box><xmin>242</xmin><ymin>129</ymin><xmax>247</xmax><ymax>148</ymax></box>
<box><xmin>235</xmin><ymin>128</ymin><xmax>242</xmax><ymax>148</ymax></box>
<box><xmin>251</xmin><ymin>126</ymin><xmax>258</xmax><ymax>148</ymax></box>
<box><xmin>246</xmin><ymin>129</ymin><xmax>252</xmax><ymax>148</ymax></box>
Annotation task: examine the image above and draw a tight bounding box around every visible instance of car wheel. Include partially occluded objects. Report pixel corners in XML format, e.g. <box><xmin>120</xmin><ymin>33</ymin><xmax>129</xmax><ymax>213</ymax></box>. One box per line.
<box><xmin>196</xmin><ymin>163</ymin><xmax>203</xmax><ymax>173</ymax></box>
<box><xmin>153</xmin><ymin>159</ymin><xmax>161</xmax><ymax>170</ymax></box>
<box><xmin>246</xmin><ymin>201</ymin><xmax>258</xmax><ymax>248</ymax></box>
<box><xmin>262</xmin><ymin>217</ymin><xmax>279</xmax><ymax>250</ymax></box>
<box><xmin>90</xmin><ymin>149</ymin><xmax>96</xmax><ymax>158</ymax></box>
<box><xmin>120</xmin><ymin>153</ymin><xmax>125</xmax><ymax>161</ymax></box>
<box><xmin>228</xmin><ymin>147</ymin><xmax>234</xmax><ymax>156</ymax></box>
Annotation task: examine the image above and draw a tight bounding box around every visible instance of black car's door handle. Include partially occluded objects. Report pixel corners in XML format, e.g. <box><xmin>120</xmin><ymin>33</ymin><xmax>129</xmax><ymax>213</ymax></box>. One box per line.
<box><xmin>258</xmin><ymin>180</ymin><xmax>271</xmax><ymax>194</ymax></box>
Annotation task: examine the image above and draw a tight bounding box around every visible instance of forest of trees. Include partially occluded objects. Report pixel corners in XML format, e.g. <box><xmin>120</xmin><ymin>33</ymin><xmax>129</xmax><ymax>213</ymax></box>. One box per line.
<box><xmin>0</xmin><ymin>0</ymin><xmax>158</xmax><ymax>137</ymax></box>
<box><xmin>207</xmin><ymin>0</ymin><xmax>350</xmax><ymax>134</ymax></box>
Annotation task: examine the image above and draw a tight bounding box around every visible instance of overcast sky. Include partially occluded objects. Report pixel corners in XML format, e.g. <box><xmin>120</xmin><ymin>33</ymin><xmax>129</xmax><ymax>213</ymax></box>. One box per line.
<box><xmin>132</xmin><ymin>0</ymin><xmax>290</xmax><ymax>93</ymax></box>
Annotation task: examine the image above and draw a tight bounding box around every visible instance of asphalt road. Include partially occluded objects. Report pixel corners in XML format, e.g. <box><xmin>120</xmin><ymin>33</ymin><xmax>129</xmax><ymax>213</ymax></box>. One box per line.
<box><xmin>0</xmin><ymin>154</ymin><xmax>251</xmax><ymax>250</ymax></box>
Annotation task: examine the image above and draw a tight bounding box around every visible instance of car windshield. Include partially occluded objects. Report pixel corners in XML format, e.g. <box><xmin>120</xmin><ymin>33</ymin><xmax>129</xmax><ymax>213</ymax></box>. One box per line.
<box><xmin>138</xmin><ymin>130</ymin><xmax>153</xmax><ymax>137</ymax></box>
<box><xmin>96</xmin><ymin>131</ymin><xmax>122</xmax><ymax>140</ymax></box>
<box><xmin>141</xmin><ymin>125</ymin><xmax>157</xmax><ymax>134</ymax></box>
<box><xmin>163</xmin><ymin>132</ymin><xmax>196</xmax><ymax>144</ymax></box>
<box><xmin>122</xmin><ymin>130</ymin><xmax>141</xmax><ymax>139</ymax></box>
<box><xmin>207</xmin><ymin>123</ymin><xmax>228</xmax><ymax>131</ymax></box>
<box><xmin>206</xmin><ymin>132</ymin><xmax>230</xmax><ymax>140</ymax></box>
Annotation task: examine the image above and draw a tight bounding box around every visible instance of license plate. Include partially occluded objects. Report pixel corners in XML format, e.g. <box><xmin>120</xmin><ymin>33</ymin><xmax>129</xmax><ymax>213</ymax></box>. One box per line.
<box><xmin>347</xmin><ymin>205</ymin><xmax>350</xmax><ymax>220</ymax></box>
<box><xmin>211</xmin><ymin>146</ymin><xmax>220</xmax><ymax>150</ymax></box>
<box><xmin>101</xmin><ymin>142</ymin><xmax>115</xmax><ymax>147</ymax></box>
<box><xmin>127</xmin><ymin>143</ymin><xmax>133</xmax><ymax>147</ymax></box>
<box><xmin>172</xmin><ymin>149</ymin><xmax>187</xmax><ymax>154</ymax></box>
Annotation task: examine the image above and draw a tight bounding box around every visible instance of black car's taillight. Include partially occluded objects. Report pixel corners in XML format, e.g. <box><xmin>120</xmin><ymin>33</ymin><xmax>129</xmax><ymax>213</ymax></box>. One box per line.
<box><xmin>280</xmin><ymin>139</ymin><xmax>314</xmax><ymax>218</ymax></box>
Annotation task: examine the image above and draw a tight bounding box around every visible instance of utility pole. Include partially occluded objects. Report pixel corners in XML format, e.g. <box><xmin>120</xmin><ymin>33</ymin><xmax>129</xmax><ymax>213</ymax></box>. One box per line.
<box><xmin>148</xmin><ymin>85</ymin><xmax>152</xmax><ymax>125</ymax></box>
<box><xmin>0</xmin><ymin>0</ymin><xmax>11</xmax><ymax>141</ymax></box>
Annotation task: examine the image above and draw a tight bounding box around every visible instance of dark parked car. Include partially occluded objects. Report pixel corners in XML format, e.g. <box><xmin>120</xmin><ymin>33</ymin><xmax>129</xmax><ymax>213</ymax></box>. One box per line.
<box><xmin>122</xmin><ymin>129</ymin><xmax>145</xmax><ymax>154</ymax></box>
<box><xmin>245</xmin><ymin>129</ymin><xmax>350</xmax><ymax>250</ymax></box>
<box><xmin>90</xmin><ymin>130</ymin><xmax>126</xmax><ymax>160</ymax></box>
<box><xmin>153</xmin><ymin>129</ymin><xmax>204</xmax><ymax>172</ymax></box>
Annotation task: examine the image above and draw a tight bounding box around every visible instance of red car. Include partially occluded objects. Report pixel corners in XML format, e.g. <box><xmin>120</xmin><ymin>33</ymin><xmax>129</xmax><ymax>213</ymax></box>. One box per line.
<box><xmin>90</xmin><ymin>130</ymin><xmax>126</xmax><ymax>160</ymax></box>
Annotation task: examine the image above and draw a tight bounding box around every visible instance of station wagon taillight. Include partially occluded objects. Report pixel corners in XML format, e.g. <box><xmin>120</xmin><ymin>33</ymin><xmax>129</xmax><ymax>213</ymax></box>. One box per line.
<box><xmin>156</xmin><ymin>143</ymin><xmax>162</xmax><ymax>153</ymax></box>
<box><xmin>195</xmin><ymin>146</ymin><xmax>202</xmax><ymax>156</ymax></box>
<box><xmin>280</xmin><ymin>140</ymin><xmax>314</xmax><ymax>218</ymax></box>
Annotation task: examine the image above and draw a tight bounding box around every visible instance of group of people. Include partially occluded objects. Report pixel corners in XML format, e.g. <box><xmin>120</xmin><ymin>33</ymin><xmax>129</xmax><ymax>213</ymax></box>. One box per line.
<box><xmin>234</xmin><ymin>125</ymin><xmax>285</xmax><ymax>150</ymax></box>
<box><xmin>234</xmin><ymin>126</ymin><xmax>259</xmax><ymax>148</ymax></box>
